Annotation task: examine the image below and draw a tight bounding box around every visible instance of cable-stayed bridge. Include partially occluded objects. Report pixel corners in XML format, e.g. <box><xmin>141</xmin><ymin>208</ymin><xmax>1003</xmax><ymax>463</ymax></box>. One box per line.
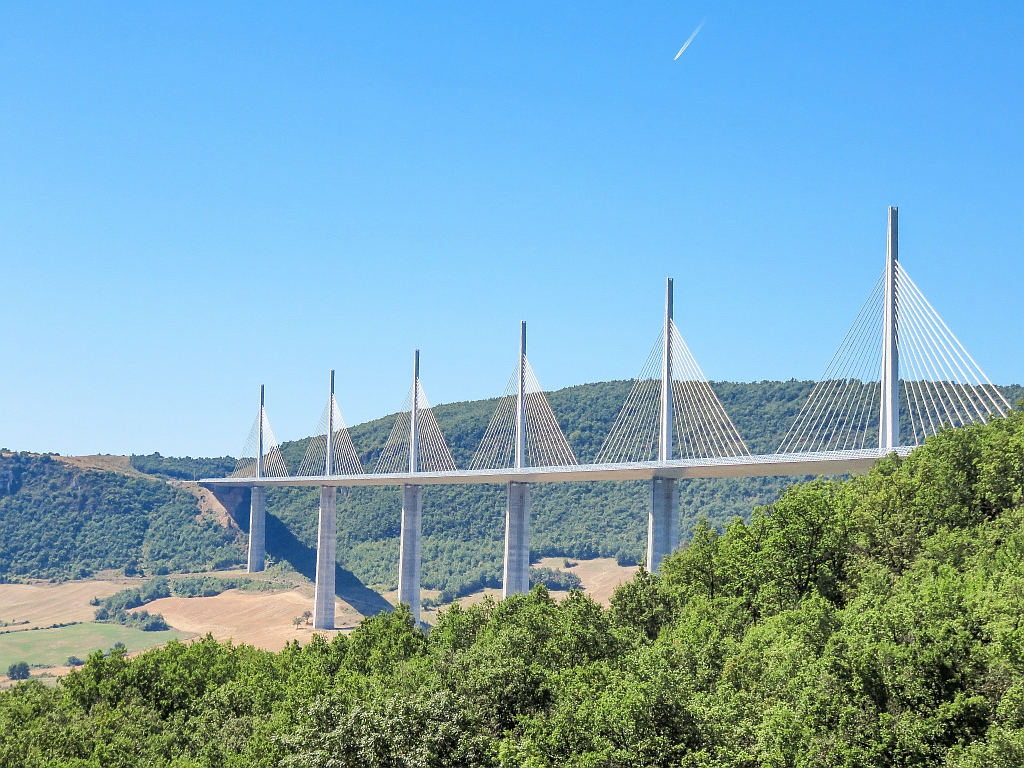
<box><xmin>202</xmin><ymin>208</ymin><xmax>1010</xmax><ymax>627</ymax></box>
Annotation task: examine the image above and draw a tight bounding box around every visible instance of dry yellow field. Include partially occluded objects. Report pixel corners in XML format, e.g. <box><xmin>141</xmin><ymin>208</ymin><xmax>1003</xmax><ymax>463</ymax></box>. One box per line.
<box><xmin>145</xmin><ymin>589</ymin><xmax>365</xmax><ymax>651</ymax></box>
<box><xmin>0</xmin><ymin>579</ymin><xmax>189</xmax><ymax>684</ymax></box>
<box><xmin>0</xmin><ymin>580</ymin><xmax>125</xmax><ymax>629</ymax></box>
<box><xmin>0</xmin><ymin>557</ymin><xmax>638</xmax><ymax>679</ymax></box>
<box><xmin>535</xmin><ymin>556</ymin><xmax>639</xmax><ymax>605</ymax></box>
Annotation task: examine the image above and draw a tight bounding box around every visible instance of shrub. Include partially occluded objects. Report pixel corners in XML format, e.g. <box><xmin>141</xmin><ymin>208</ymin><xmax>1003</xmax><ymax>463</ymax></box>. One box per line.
<box><xmin>529</xmin><ymin>566</ymin><xmax>583</xmax><ymax>591</ymax></box>
<box><xmin>141</xmin><ymin>576</ymin><xmax>171</xmax><ymax>602</ymax></box>
<box><xmin>141</xmin><ymin>615</ymin><xmax>169</xmax><ymax>632</ymax></box>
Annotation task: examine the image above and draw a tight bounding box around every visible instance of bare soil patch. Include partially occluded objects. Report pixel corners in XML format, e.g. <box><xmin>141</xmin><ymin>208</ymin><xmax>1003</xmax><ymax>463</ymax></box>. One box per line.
<box><xmin>175</xmin><ymin>481</ymin><xmax>240</xmax><ymax>529</ymax></box>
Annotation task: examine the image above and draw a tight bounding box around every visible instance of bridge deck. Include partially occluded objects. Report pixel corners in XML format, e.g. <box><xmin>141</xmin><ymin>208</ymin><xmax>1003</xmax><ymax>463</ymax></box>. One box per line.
<box><xmin>200</xmin><ymin>447</ymin><xmax>912</xmax><ymax>488</ymax></box>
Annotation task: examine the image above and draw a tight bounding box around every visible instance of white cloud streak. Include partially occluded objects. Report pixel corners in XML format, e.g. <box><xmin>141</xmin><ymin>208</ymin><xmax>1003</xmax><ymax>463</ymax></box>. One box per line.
<box><xmin>674</xmin><ymin>22</ymin><xmax>704</xmax><ymax>60</ymax></box>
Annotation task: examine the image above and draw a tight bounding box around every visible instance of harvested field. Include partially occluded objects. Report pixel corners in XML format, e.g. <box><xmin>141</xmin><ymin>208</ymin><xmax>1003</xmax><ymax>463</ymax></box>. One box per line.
<box><xmin>145</xmin><ymin>589</ymin><xmax>365</xmax><ymax>651</ymax></box>
<box><xmin>535</xmin><ymin>556</ymin><xmax>638</xmax><ymax>605</ymax></box>
<box><xmin>0</xmin><ymin>580</ymin><xmax>125</xmax><ymax>630</ymax></box>
<box><xmin>0</xmin><ymin>558</ymin><xmax>638</xmax><ymax>669</ymax></box>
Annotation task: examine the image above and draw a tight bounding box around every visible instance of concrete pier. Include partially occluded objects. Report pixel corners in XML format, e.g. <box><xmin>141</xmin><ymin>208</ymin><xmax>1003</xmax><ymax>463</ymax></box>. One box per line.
<box><xmin>250</xmin><ymin>383</ymin><xmax>267</xmax><ymax>574</ymax></box>
<box><xmin>398</xmin><ymin>484</ymin><xmax>423</xmax><ymax>622</ymax></box>
<box><xmin>312</xmin><ymin>485</ymin><xmax>337</xmax><ymax>629</ymax></box>
<box><xmin>503</xmin><ymin>481</ymin><xmax>531</xmax><ymax>596</ymax></box>
<box><xmin>647</xmin><ymin>477</ymin><xmax>678</xmax><ymax>572</ymax></box>
<box><xmin>247</xmin><ymin>486</ymin><xmax>266</xmax><ymax>573</ymax></box>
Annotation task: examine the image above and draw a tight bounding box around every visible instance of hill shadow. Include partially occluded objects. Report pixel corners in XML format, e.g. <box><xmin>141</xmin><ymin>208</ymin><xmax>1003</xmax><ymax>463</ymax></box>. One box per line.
<box><xmin>211</xmin><ymin>486</ymin><xmax>391</xmax><ymax>618</ymax></box>
<box><xmin>264</xmin><ymin>513</ymin><xmax>393</xmax><ymax>617</ymax></box>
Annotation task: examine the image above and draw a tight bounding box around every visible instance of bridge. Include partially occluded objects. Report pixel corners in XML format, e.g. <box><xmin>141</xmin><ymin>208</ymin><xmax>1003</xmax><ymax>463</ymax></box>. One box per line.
<box><xmin>202</xmin><ymin>208</ymin><xmax>1009</xmax><ymax>628</ymax></box>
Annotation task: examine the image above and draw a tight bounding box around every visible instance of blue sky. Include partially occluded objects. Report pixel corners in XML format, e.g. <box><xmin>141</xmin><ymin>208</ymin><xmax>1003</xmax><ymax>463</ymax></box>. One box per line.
<box><xmin>1</xmin><ymin>2</ymin><xmax>1021</xmax><ymax>457</ymax></box>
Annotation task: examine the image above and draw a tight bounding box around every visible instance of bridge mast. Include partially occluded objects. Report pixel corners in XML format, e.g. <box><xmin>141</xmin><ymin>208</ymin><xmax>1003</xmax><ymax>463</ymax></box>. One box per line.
<box><xmin>257</xmin><ymin>385</ymin><xmax>264</xmax><ymax>481</ymax></box>
<box><xmin>313</xmin><ymin>370</ymin><xmax>338</xmax><ymax>629</ymax></box>
<box><xmin>880</xmin><ymin>207</ymin><xmax>900</xmax><ymax>451</ymax></box>
<box><xmin>410</xmin><ymin>351</ymin><xmax>419</xmax><ymax>473</ymax></box>
<box><xmin>648</xmin><ymin>278</ymin><xmax>679</xmax><ymax>573</ymax></box>
<box><xmin>326</xmin><ymin>370</ymin><xmax>334</xmax><ymax>475</ymax></box>
<box><xmin>659</xmin><ymin>278</ymin><xmax>674</xmax><ymax>462</ymax></box>
<box><xmin>504</xmin><ymin>321</ymin><xmax>531</xmax><ymax>597</ymax></box>
<box><xmin>399</xmin><ymin>350</ymin><xmax>424</xmax><ymax>624</ymax></box>
<box><xmin>516</xmin><ymin>321</ymin><xmax>526</xmax><ymax>469</ymax></box>
<box><xmin>248</xmin><ymin>385</ymin><xmax>267</xmax><ymax>573</ymax></box>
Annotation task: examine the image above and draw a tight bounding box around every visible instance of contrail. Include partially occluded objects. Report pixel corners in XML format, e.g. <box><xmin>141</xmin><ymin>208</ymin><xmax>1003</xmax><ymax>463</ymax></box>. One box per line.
<box><xmin>674</xmin><ymin>22</ymin><xmax>704</xmax><ymax>60</ymax></box>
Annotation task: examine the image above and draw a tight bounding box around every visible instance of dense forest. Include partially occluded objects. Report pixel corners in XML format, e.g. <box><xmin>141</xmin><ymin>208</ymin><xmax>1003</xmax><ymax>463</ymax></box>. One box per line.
<box><xmin>0</xmin><ymin>453</ymin><xmax>244</xmax><ymax>581</ymax></box>
<box><xmin>3</xmin><ymin>410</ymin><xmax>1024</xmax><ymax>766</ymax></box>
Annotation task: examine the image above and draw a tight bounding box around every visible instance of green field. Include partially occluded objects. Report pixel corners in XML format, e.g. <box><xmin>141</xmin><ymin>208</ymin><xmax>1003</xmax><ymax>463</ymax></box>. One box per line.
<box><xmin>0</xmin><ymin>622</ymin><xmax>190</xmax><ymax>670</ymax></box>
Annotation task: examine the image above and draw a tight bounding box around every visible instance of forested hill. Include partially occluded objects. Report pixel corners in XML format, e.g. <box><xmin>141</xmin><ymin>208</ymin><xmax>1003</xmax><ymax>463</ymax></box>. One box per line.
<box><xmin>251</xmin><ymin>382</ymin><xmax>1019</xmax><ymax>598</ymax></box>
<box><xmin>0</xmin><ymin>453</ymin><xmax>244</xmax><ymax>581</ymax></box>
<box><xmin>143</xmin><ymin>379</ymin><xmax>1023</xmax><ymax>598</ymax></box>
<box><xmin>2</xmin><ymin>380</ymin><xmax>1020</xmax><ymax>592</ymax></box>
<box><xmin>252</xmin><ymin>380</ymin><xmax>829</xmax><ymax>597</ymax></box>
<box><xmin>6</xmin><ymin>407</ymin><xmax>1024</xmax><ymax>766</ymax></box>
<box><xmin>284</xmin><ymin>378</ymin><xmax>823</xmax><ymax>469</ymax></box>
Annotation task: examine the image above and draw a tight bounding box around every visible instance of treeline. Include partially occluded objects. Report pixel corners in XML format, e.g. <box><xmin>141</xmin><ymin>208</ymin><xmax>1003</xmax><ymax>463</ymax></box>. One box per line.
<box><xmin>129</xmin><ymin>452</ymin><xmax>236</xmax><ymax>480</ymax></box>
<box><xmin>92</xmin><ymin>578</ymin><xmax>172</xmax><ymax>630</ymax></box>
<box><xmin>165</xmin><ymin>574</ymin><xmax>285</xmax><ymax>598</ymax></box>
<box><xmin>92</xmin><ymin>576</ymin><xmax>287</xmax><ymax>630</ymax></box>
<box><xmin>95</xmin><ymin>575</ymin><xmax>286</xmax><ymax>609</ymax></box>
<box><xmin>4</xmin><ymin>411</ymin><xmax>1024</xmax><ymax>765</ymax></box>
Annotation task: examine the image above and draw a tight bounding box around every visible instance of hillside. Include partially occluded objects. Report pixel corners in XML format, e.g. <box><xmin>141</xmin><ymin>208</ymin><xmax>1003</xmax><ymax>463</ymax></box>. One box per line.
<box><xmin>4</xmin><ymin>408</ymin><xmax>1024</xmax><ymax>766</ymax></box>
<box><xmin>231</xmin><ymin>379</ymin><xmax>1024</xmax><ymax>597</ymax></box>
<box><xmin>3</xmin><ymin>380</ymin><xmax>1020</xmax><ymax>596</ymax></box>
<box><xmin>227</xmin><ymin>380</ymin><xmax>823</xmax><ymax>597</ymax></box>
<box><xmin>0</xmin><ymin>452</ymin><xmax>245</xmax><ymax>581</ymax></box>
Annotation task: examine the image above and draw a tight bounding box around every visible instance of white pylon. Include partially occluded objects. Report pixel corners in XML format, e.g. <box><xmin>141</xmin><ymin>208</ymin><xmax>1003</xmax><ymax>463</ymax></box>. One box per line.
<box><xmin>880</xmin><ymin>206</ymin><xmax>900</xmax><ymax>451</ymax></box>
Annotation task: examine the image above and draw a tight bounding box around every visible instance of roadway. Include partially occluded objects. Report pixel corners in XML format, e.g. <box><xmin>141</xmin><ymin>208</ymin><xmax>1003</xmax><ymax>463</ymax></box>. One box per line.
<box><xmin>200</xmin><ymin>447</ymin><xmax>914</xmax><ymax>488</ymax></box>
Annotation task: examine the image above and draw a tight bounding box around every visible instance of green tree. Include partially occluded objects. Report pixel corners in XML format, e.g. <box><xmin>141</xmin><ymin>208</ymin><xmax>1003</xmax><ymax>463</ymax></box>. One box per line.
<box><xmin>6</xmin><ymin>662</ymin><xmax>28</xmax><ymax>680</ymax></box>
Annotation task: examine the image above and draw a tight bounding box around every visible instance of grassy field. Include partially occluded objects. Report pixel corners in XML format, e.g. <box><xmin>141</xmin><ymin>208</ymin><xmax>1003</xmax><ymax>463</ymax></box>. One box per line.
<box><xmin>0</xmin><ymin>622</ymin><xmax>190</xmax><ymax>670</ymax></box>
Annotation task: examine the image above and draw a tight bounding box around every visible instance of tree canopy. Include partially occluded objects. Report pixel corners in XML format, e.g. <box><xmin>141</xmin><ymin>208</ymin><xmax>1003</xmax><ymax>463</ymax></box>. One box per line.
<box><xmin>4</xmin><ymin>409</ymin><xmax>1024</xmax><ymax>766</ymax></box>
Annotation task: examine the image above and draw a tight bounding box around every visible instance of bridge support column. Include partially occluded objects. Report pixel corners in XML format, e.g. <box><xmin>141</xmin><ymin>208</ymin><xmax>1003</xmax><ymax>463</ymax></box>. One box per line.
<box><xmin>647</xmin><ymin>477</ymin><xmax>678</xmax><ymax>573</ymax></box>
<box><xmin>313</xmin><ymin>485</ymin><xmax>337</xmax><ymax>629</ymax></box>
<box><xmin>398</xmin><ymin>484</ymin><xmax>422</xmax><ymax>624</ymax></box>
<box><xmin>503</xmin><ymin>482</ymin><xmax>531</xmax><ymax>597</ymax></box>
<box><xmin>247</xmin><ymin>486</ymin><xmax>266</xmax><ymax>573</ymax></box>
